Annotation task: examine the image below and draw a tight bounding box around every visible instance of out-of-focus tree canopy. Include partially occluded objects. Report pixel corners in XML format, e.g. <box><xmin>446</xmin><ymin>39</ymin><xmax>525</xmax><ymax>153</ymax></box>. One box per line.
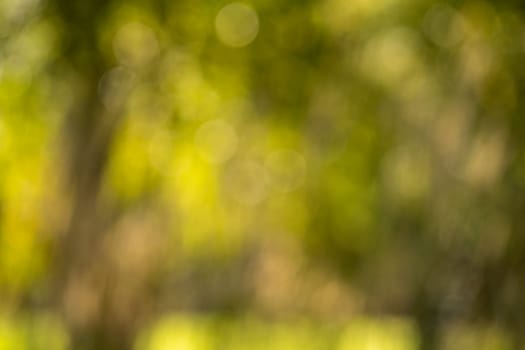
<box><xmin>1</xmin><ymin>0</ymin><xmax>525</xmax><ymax>348</ymax></box>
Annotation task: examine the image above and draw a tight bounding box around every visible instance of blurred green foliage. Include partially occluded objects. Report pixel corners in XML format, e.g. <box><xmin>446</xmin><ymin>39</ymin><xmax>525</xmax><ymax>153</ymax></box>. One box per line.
<box><xmin>1</xmin><ymin>0</ymin><xmax>525</xmax><ymax>348</ymax></box>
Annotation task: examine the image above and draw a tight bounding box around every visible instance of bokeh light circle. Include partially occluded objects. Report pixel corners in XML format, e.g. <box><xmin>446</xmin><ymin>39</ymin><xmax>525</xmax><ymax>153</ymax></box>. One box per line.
<box><xmin>265</xmin><ymin>149</ymin><xmax>306</xmax><ymax>192</ymax></box>
<box><xmin>215</xmin><ymin>2</ymin><xmax>259</xmax><ymax>47</ymax></box>
<box><xmin>194</xmin><ymin>119</ymin><xmax>238</xmax><ymax>164</ymax></box>
<box><xmin>113</xmin><ymin>21</ymin><xmax>159</xmax><ymax>67</ymax></box>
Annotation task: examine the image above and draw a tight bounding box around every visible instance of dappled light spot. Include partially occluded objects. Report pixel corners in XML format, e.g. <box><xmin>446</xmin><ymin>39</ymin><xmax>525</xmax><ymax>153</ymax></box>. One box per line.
<box><xmin>105</xmin><ymin>118</ymin><xmax>158</xmax><ymax>202</ymax></box>
<box><xmin>195</xmin><ymin>119</ymin><xmax>238</xmax><ymax>164</ymax></box>
<box><xmin>0</xmin><ymin>0</ymin><xmax>41</xmax><ymax>24</ymax></box>
<box><xmin>1</xmin><ymin>18</ymin><xmax>55</xmax><ymax>81</ymax></box>
<box><xmin>113</xmin><ymin>22</ymin><xmax>159</xmax><ymax>67</ymax></box>
<box><xmin>314</xmin><ymin>0</ymin><xmax>400</xmax><ymax>34</ymax></box>
<box><xmin>172</xmin><ymin>66</ymin><xmax>223</xmax><ymax>121</ymax></box>
<box><xmin>338</xmin><ymin>317</ymin><xmax>419</xmax><ymax>350</ymax></box>
<box><xmin>0</xmin><ymin>313</ymin><xmax>69</xmax><ymax>350</ymax></box>
<box><xmin>360</xmin><ymin>27</ymin><xmax>422</xmax><ymax>88</ymax></box>
<box><xmin>459</xmin><ymin>44</ymin><xmax>493</xmax><ymax>86</ymax></box>
<box><xmin>104</xmin><ymin>213</ymin><xmax>164</xmax><ymax>278</ymax></box>
<box><xmin>462</xmin><ymin>128</ymin><xmax>507</xmax><ymax>188</ymax></box>
<box><xmin>382</xmin><ymin>145</ymin><xmax>432</xmax><ymax>201</ymax></box>
<box><xmin>461</xmin><ymin>1</ymin><xmax>501</xmax><ymax>41</ymax></box>
<box><xmin>30</xmin><ymin>314</ymin><xmax>70</xmax><ymax>350</ymax></box>
<box><xmin>251</xmin><ymin>241</ymin><xmax>304</xmax><ymax>313</ymax></box>
<box><xmin>423</xmin><ymin>3</ymin><xmax>466</xmax><ymax>48</ymax></box>
<box><xmin>1</xmin><ymin>156</ymin><xmax>46</xmax><ymax>291</ymax></box>
<box><xmin>98</xmin><ymin>66</ymin><xmax>135</xmax><ymax>110</ymax></box>
<box><xmin>225</xmin><ymin>160</ymin><xmax>268</xmax><ymax>206</ymax></box>
<box><xmin>148</xmin><ymin>130</ymin><xmax>173</xmax><ymax>173</ymax></box>
<box><xmin>169</xmin><ymin>147</ymin><xmax>219</xmax><ymax>211</ymax></box>
<box><xmin>265</xmin><ymin>149</ymin><xmax>306</xmax><ymax>192</ymax></box>
<box><xmin>432</xmin><ymin>101</ymin><xmax>471</xmax><ymax>168</ymax></box>
<box><xmin>136</xmin><ymin>315</ymin><xmax>420</xmax><ymax>350</ymax></box>
<box><xmin>138</xmin><ymin>316</ymin><xmax>212</xmax><ymax>350</ymax></box>
<box><xmin>215</xmin><ymin>2</ymin><xmax>259</xmax><ymax>47</ymax></box>
<box><xmin>63</xmin><ymin>276</ymin><xmax>101</xmax><ymax>329</ymax></box>
<box><xmin>166</xmin><ymin>147</ymin><xmax>245</xmax><ymax>256</ymax></box>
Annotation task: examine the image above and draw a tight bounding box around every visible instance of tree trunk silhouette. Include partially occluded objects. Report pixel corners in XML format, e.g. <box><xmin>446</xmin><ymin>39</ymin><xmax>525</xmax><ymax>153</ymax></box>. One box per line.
<box><xmin>48</xmin><ymin>1</ymin><xmax>137</xmax><ymax>348</ymax></box>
